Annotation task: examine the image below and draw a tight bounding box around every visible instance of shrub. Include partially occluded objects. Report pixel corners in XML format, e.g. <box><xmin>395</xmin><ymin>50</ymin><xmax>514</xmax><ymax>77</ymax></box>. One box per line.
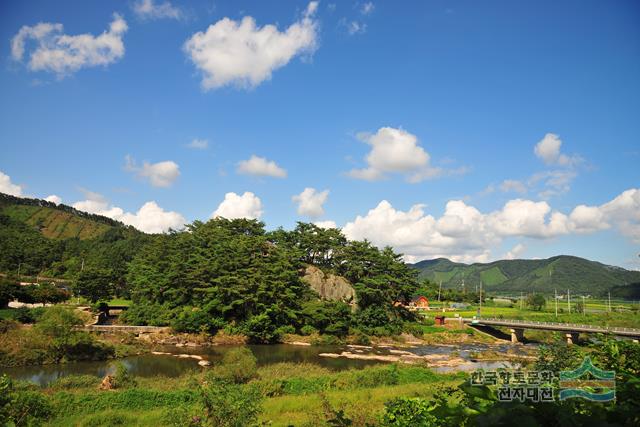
<box><xmin>112</xmin><ymin>363</ymin><xmax>138</xmax><ymax>389</ymax></box>
<box><xmin>120</xmin><ymin>302</ymin><xmax>173</xmax><ymax>326</ymax></box>
<box><xmin>211</xmin><ymin>347</ymin><xmax>257</xmax><ymax>384</ymax></box>
<box><xmin>0</xmin><ymin>374</ymin><xmax>53</xmax><ymax>426</ymax></box>
<box><xmin>171</xmin><ymin>307</ymin><xmax>224</xmax><ymax>334</ymax></box>
<box><xmin>198</xmin><ymin>378</ymin><xmax>263</xmax><ymax>427</ymax></box>
<box><xmin>382</xmin><ymin>397</ymin><xmax>437</xmax><ymax>426</ymax></box>
<box><xmin>275</xmin><ymin>324</ymin><xmax>296</xmax><ymax>336</ymax></box>
<box><xmin>300</xmin><ymin>325</ymin><xmax>318</xmax><ymax>336</ymax></box>
<box><xmin>242</xmin><ymin>313</ymin><xmax>281</xmax><ymax>343</ymax></box>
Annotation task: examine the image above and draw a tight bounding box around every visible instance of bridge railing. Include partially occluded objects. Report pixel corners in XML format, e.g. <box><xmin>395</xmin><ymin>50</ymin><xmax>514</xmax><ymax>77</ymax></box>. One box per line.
<box><xmin>467</xmin><ymin>317</ymin><xmax>640</xmax><ymax>334</ymax></box>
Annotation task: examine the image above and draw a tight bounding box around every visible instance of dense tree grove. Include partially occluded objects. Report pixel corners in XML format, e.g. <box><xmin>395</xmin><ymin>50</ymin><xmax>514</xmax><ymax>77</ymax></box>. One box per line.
<box><xmin>122</xmin><ymin>219</ymin><xmax>420</xmax><ymax>341</ymax></box>
<box><xmin>1</xmin><ymin>196</ymin><xmax>421</xmax><ymax>340</ymax></box>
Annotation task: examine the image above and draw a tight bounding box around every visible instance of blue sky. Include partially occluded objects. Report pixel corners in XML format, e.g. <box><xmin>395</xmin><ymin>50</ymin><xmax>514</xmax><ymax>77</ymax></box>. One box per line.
<box><xmin>1</xmin><ymin>0</ymin><xmax>639</xmax><ymax>268</ymax></box>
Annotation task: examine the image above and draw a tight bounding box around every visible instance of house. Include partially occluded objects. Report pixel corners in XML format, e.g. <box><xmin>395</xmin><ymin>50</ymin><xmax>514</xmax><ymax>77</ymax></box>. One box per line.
<box><xmin>411</xmin><ymin>295</ymin><xmax>430</xmax><ymax>310</ymax></box>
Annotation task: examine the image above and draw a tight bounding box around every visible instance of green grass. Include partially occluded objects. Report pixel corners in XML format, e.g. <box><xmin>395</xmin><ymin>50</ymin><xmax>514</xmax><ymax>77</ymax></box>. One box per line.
<box><xmin>480</xmin><ymin>267</ymin><xmax>507</xmax><ymax>285</ymax></box>
<box><xmin>43</xmin><ymin>364</ymin><xmax>464</xmax><ymax>427</ymax></box>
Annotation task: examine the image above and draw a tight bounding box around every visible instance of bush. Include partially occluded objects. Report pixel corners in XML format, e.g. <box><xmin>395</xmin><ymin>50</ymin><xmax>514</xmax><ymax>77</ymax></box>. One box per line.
<box><xmin>211</xmin><ymin>347</ymin><xmax>257</xmax><ymax>384</ymax></box>
<box><xmin>382</xmin><ymin>397</ymin><xmax>437</xmax><ymax>426</ymax></box>
<box><xmin>10</xmin><ymin>306</ymin><xmax>44</xmax><ymax>324</ymax></box>
<box><xmin>198</xmin><ymin>378</ymin><xmax>263</xmax><ymax>427</ymax></box>
<box><xmin>275</xmin><ymin>324</ymin><xmax>296</xmax><ymax>336</ymax></box>
<box><xmin>171</xmin><ymin>307</ymin><xmax>224</xmax><ymax>334</ymax></box>
<box><xmin>242</xmin><ymin>313</ymin><xmax>281</xmax><ymax>343</ymax></box>
<box><xmin>120</xmin><ymin>302</ymin><xmax>173</xmax><ymax>326</ymax></box>
<box><xmin>112</xmin><ymin>363</ymin><xmax>138</xmax><ymax>389</ymax></box>
<box><xmin>0</xmin><ymin>374</ymin><xmax>53</xmax><ymax>426</ymax></box>
<box><xmin>300</xmin><ymin>325</ymin><xmax>318</xmax><ymax>336</ymax></box>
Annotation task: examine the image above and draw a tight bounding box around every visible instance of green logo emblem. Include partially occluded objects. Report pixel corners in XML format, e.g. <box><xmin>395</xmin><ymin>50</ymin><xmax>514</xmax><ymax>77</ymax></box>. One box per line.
<box><xmin>559</xmin><ymin>357</ymin><xmax>615</xmax><ymax>401</ymax></box>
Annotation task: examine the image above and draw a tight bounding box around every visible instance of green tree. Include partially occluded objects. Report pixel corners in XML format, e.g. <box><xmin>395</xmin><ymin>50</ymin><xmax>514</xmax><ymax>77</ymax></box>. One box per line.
<box><xmin>74</xmin><ymin>268</ymin><xmax>114</xmax><ymax>303</ymax></box>
<box><xmin>526</xmin><ymin>293</ymin><xmax>546</xmax><ymax>311</ymax></box>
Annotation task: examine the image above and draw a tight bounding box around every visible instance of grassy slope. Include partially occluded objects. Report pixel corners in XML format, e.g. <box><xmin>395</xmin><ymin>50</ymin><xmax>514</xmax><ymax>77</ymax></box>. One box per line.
<box><xmin>411</xmin><ymin>256</ymin><xmax>640</xmax><ymax>295</ymax></box>
<box><xmin>1</xmin><ymin>205</ymin><xmax>111</xmax><ymax>240</ymax></box>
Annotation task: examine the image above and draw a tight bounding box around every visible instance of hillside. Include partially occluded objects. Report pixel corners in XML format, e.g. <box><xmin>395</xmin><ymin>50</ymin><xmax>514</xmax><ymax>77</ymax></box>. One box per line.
<box><xmin>410</xmin><ymin>256</ymin><xmax>640</xmax><ymax>296</ymax></box>
<box><xmin>0</xmin><ymin>192</ymin><xmax>127</xmax><ymax>240</ymax></box>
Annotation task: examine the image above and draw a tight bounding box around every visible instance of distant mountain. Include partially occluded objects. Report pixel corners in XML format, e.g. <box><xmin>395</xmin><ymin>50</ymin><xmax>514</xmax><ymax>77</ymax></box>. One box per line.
<box><xmin>0</xmin><ymin>192</ymin><xmax>135</xmax><ymax>240</ymax></box>
<box><xmin>409</xmin><ymin>256</ymin><xmax>640</xmax><ymax>296</ymax></box>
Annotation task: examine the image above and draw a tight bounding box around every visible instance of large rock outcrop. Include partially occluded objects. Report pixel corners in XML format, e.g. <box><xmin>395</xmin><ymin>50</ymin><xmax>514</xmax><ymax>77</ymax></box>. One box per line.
<box><xmin>302</xmin><ymin>265</ymin><xmax>356</xmax><ymax>304</ymax></box>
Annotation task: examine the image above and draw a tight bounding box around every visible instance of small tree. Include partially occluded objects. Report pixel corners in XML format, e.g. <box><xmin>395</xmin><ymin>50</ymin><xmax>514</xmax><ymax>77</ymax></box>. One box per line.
<box><xmin>35</xmin><ymin>307</ymin><xmax>83</xmax><ymax>362</ymax></box>
<box><xmin>526</xmin><ymin>293</ymin><xmax>546</xmax><ymax>311</ymax></box>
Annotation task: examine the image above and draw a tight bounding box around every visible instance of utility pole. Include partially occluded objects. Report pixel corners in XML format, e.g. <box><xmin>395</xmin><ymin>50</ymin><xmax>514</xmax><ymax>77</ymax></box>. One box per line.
<box><xmin>81</xmin><ymin>257</ymin><xmax>85</xmax><ymax>272</ymax></box>
<box><xmin>437</xmin><ymin>281</ymin><xmax>442</xmax><ymax>303</ymax></box>
<box><xmin>479</xmin><ymin>281</ymin><xmax>482</xmax><ymax>317</ymax></box>
<box><xmin>582</xmin><ymin>295</ymin><xmax>586</xmax><ymax>316</ymax></box>
<box><xmin>555</xmin><ymin>289</ymin><xmax>558</xmax><ymax>318</ymax></box>
<box><xmin>567</xmin><ymin>289</ymin><xmax>571</xmax><ymax>313</ymax></box>
<box><xmin>520</xmin><ymin>292</ymin><xmax>524</xmax><ymax>310</ymax></box>
<box><xmin>462</xmin><ymin>278</ymin><xmax>466</xmax><ymax>295</ymax></box>
<box><xmin>608</xmin><ymin>292</ymin><xmax>611</xmax><ymax>313</ymax></box>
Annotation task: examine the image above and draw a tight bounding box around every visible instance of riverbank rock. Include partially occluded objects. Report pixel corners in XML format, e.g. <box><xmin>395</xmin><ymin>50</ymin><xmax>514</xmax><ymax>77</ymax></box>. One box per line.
<box><xmin>198</xmin><ymin>360</ymin><xmax>211</xmax><ymax>367</ymax></box>
<box><xmin>99</xmin><ymin>375</ymin><xmax>115</xmax><ymax>390</ymax></box>
<box><xmin>302</xmin><ymin>265</ymin><xmax>356</xmax><ymax>304</ymax></box>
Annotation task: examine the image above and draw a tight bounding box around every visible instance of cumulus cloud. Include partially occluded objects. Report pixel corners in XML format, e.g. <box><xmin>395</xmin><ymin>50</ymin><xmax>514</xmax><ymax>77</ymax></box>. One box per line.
<box><xmin>0</xmin><ymin>171</ymin><xmax>23</xmax><ymax>196</ymax></box>
<box><xmin>348</xmin><ymin>127</ymin><xmax>460</xmax><ymax>183</ymax></box>
<box><xmin>292</xmin><ymin>187</ymin><xmax>329</xmax><ymax>218</ymax></box>
<box><xmin>133</xmin><ymin>0</ymin><xmax>183</xmax><ymax>20</ymax></box>
<box><xmin>504</xmin><ymin>243</ymin><xmax>526</xmax><ymax>260</ymax></box>
<box><xmin>237</xmin><ymin>155</ymin><xmax>287</xmax><ymax>178</ymax></box>
<box><xmin>11</xmin><ymin>14</ymin><xmax>127</xmax><ymax>77</ymax></box>
<box><xmin>341</xmin><ymin>188</ymin><xmax>640</xmax><ymax>262</ymax></box>
<box><xmin>212</xmin><ymin>192</ymin><xmax>263</xmax><ymax>219</ymax></box>
<box><xmin>44</xmin><ymin>195</ymin><xmax>62</xmax><ymax>204</ymax></box>
<box><xmin>125</xmin><ymin>155</ymin><xmax>180</xmax><ymax>187</ymax></box>
<box><xmin>534</xmin><ymin>133</ymin><xmax>580</xmax><ymax>167</ymax></box>
<box><xmin>72</xmin><ymin>190</ymin><xmax>185</xmax><ymax>233</ymax></box>
<box><xmin>184</xmin><ymin>2</ymin><xmax>318</xmax><ymax>90</ymax></box>
<box><xmin>187</xmin><ymin>138</ymin><xmax>208</xmax><ymax>149</ymax></box>
<box><xmin>314</xmin><ymin>220</ymin><xmax>338</xmax><ymax>229</ymax></box>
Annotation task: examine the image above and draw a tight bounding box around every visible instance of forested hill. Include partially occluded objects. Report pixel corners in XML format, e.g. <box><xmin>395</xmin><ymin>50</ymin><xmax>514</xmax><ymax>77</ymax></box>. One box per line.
<box><xmin>0</xmin><ymin>192</ymin><xmax>129</xmax><ymax>240</ymax></box>
<box><xmin>410</xmin><ymin>256</ymin><xmax>640</xmax><ymax>296</ymax></box>
<box><xmin>0</xmin><ymin>192</ymin><xmax>149</xmax><ymax>280</ymax></box>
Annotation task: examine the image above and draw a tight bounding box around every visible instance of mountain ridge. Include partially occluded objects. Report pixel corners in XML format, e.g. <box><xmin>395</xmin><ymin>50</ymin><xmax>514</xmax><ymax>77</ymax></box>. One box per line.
<box><xmin>409</xmin><ymin>255</ymin><xmax>640</xmax><ymax>296</ymax></box>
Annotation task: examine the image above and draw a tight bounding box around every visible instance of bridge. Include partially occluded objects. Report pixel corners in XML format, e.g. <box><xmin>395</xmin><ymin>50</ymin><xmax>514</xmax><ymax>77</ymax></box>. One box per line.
<box><xmin>459</xmin><ymin>317</ymin><xmax>640</xmax><ymax>344</ymax></box>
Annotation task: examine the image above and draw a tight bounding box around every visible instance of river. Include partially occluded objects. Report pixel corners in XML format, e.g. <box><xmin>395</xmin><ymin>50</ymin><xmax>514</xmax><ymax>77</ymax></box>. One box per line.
<box><xmin>2</xmin><ymin>342</ymin><xmax>531</xmax><ymax>386</ymax></box>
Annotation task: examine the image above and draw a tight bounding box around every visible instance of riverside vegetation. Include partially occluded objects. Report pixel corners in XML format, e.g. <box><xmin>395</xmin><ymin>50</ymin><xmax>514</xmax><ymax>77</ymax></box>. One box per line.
<box><xmin>1</xmin><ymin>339</ymin><xmax>638</xmax><ymax>426</ymax></box>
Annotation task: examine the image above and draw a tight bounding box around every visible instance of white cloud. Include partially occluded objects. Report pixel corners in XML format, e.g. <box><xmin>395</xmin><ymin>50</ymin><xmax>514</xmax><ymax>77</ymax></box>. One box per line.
<box><xmin>133</xmin><ymin>0</ymin><xmax>183</xmax><ymax>20</ymax></box>
<box><xmin>504</xmin><ymin>243</ymin><xmax>526</xmax><ymax>260</ymax></box>
<box><xmin>44</xmin><ymin>195</ymin><xmax>62</xmax><ymax>204</ymax></box>
<box><xmin>347</xmin><ymin>21</ymin><xmax>367</xmax><ymax>35</ymax></box>
<box><xmin>528</xmin><ymin>169</ymin><xmax>577</xmax><ymax>199</ymax></box>
<box><xmin>125</xmin><ymin>155</ymin><xmax>180</xmax><ymax>188</ymax></box>
<box><xmin>500</xmin><ymin>179</ymin><xmax>527</xmax><ymax>194</ymax></box>
<box><xmin>534</xmin><ymin>133</ymin><xmax>580</xmax><ymax>167</ymax></box>
<box><xmin>314</xmin><ymin>220</ymin><xmax>338</xmax><ymax>229</ymax></box>
<box><xmin>187</xmin><ymin>138</ymin><xmax>208</xmax><ymax>149</ymax></box>
<box><xmin>348</xmin><ymin>127</ymin><xmax>457</xmax><ymax>183</ymax></box>
<box><xmin>342</xmin><ymin>188</ymin><xmax>640</xmax><ymax>263</ymax></box>
<box><xmin>361</xmin><ymin>2</ymin><xmax>375</xmax><ymax>15</ymax></box>
<box><xmin>212</xmin><ymin>192</ymin><xmax>263</xmax><ymax>219</ymax></box>
<box><xmin>0</xmin><ymin>171</ymin><xmax>23</xmax><ymax>196</ymax></box>
<box><xmin>292</xmin><ymin>187</ymin><xmax>329</xmax><ymax>218</ymax></box>
<box><xmin>11</xmin><ymin>14</ymin><xmax>127</xmax><ymax>77</ymax></box>
<box><xmin>184</xmin><ymin>2</ymin><xmax>319</xmax><ymax>90</ymax></box>
<box><xmin>237</xmin><ymin>155</ymin><xmax>287</xmax><ymax>178</ymax></box>
<box><xmin>72</xmin><ymin>191</ymin><xmax>185</xmax><ymax>233</ymax></box>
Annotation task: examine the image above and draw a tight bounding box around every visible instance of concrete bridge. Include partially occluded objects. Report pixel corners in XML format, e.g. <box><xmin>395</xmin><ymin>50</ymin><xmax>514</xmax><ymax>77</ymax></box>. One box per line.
<box><xmin>462</xmin><ymin>317</ymin><xmax>640</xmax><ymax>344</ymax></box>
